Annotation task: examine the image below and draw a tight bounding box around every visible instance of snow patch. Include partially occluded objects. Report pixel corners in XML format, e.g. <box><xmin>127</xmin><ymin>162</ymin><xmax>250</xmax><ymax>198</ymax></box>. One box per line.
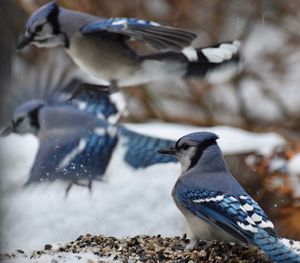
<box><xmin>124</xmin><ymin>123</ymin><xmax>285</xmax><ymax>154</ymax></box>
<box><xmin>287</xmin><ymin>154</ymin><xmax>300</xmax><ymax>197</ymax></box>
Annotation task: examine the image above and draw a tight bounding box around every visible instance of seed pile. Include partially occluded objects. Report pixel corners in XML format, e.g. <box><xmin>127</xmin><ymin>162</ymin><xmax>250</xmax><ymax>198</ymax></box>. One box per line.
<box><xmin>1</xmin><ymin>234</ymin><xmax>271</xmax><ymax>262</ymax></box>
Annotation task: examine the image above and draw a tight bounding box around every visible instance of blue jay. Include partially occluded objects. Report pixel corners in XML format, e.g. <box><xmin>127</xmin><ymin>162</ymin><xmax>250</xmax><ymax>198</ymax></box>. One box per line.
<box><xmin>158</xmin><ymin>132</ymin><xmax>300</xmax><ymax>263</ymax></box>
<box><xmin>17</xmin><ymin>1</ymin><xmax>240</xmax><ymax>94</ymax></box>
<box><xmin>2</xmin><ymin>77</ymin><xmax>177</xmax><ymax>193</ymax></box>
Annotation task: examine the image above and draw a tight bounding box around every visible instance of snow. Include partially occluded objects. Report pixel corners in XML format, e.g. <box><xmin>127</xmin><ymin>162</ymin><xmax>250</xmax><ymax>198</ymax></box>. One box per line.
<box><xmin>0</xmin><ymin>131</ymin><xmax>183</xmax><ymax>251</ymax></box>
<box><xmin>0</xmin><ymin>123</ymin><xmax>287</xmax><ymax>253</ymax></box>
<box><xmin>0</xmin><ymin>252</ymin><xmax>107</xmax><ymax>263</ymax></box>
<box><xmin>240</xmin><ymin>79</ymin><xmax>284</xmax><ymax>121</ymax></box>
<box><xmin>124</xmin><ymin>122</ymin><xmax>285</xmax><ymax>154</ymax></box>
<box><xmin>287</xmin><ymin>154</ymin><xmax>300</xmax><ymax>198</ymax></box>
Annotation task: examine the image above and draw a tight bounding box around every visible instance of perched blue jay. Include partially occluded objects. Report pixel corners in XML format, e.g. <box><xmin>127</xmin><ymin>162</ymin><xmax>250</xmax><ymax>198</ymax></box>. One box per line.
<box><xmin>158</xmin><ymin>132</ymin><xmax>300</xmax><ymax>263</ymax></box>
<box><xmin>2</xmin><ymin>77</ymin><xmax>176</xmax><ymax>193</ymax></box>
<box><xmin>17</xmin><ymin>1</ymin><xmax>240</xmax><ymax>94</ymax></box>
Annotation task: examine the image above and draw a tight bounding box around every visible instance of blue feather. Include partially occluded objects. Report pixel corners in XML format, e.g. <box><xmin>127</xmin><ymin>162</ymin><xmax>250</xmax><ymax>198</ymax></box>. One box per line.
<box><xmin>55</xmin><ymin>79</ymin><xmax>118</xmax><ymax>120</ymax></box>
<box><xmin>81</xmin><ymin>18</ymin><xmax>161</xmax><ymax>35</ymax></box>
<box><xmin>27</xmin><ymin>1</ymin><xmax>58</xmax><ymax>30</ymax></box>
<box><xmin>80</xmin><ymin>17</ymin><xmax>196</xmax><ymax>50</ymax></box>
<box><xmin>28</xmin><ymin>125</ymin><xmax>118</xmax><ymax>183</ymax></box>
<box><xmin>120</xmin><ymin>127</ymin><xmax>177</xmax><ymax>169</ymax></box>
<box><xmin>69</xmin><ymin>91</ymin><xmax>118</xmax><ymax>120</ymax></box>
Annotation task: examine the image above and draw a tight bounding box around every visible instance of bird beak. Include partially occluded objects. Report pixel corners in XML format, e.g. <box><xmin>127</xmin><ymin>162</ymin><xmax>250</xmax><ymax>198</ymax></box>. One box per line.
<box><xmin>16</xmin><ymin>34</ymin><xmax>33</xmax><ymax>52</ymax></box>
<box><xmin>157</xmin><ymin>146</ymin><xmax>177</xmax><ymax>155</ymax></box>
<box><xmin>1</xmin><ymin>124</ymin><xmax>13</xmax><ymax>137</ymax></box>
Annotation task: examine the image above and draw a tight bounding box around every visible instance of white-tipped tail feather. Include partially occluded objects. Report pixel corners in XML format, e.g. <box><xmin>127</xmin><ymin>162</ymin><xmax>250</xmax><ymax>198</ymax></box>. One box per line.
<box><xmin>201</xmin><ymin>41</ymin><xmax>240</xmax><ymax>63</ymax></box>
<box><xmin>139</xmin><ymin>40</ymin><xmax>241</xmax><ymax>83</ymax></box>
<box><xmin>182</xmin><ymin>47</ymin><xmax>198</xmax><ymax>62</ymax></box>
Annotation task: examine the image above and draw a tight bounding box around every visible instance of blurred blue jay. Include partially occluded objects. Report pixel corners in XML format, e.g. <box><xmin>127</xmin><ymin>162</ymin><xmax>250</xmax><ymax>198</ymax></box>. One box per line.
<box><xmin>2</xmin><ymin>77</ymin><xmax>176</xmax><ymax>193</ymax></box>
<box><xmin>17</xmin><ymin>1</ymin><xmax>240</xmax><ymax>94</ymax></box>
<box><xmin>158</xmin><ymin>132</ymin><xmax>300</xmax><ymax>263</ymax></box>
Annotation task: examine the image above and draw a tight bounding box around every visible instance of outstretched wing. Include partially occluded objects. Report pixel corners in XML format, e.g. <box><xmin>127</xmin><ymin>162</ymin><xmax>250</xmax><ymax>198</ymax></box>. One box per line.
<box><xmin>119</xmin><ymin>126</ymin><xmax>177</xmax><ymax>169</ymax></box>
<box><xmin>27</xmin><ymin>121</ymin><xmax>118</xmax><ymax>184</ymax></box>
<box><xmin>1</xmin><ymin>48</ymin><xmax>86</xmax><ymax>125</ymax></box>
<box><xmin>176</xmin><ymin>188</ymin><xmax>276</xmax><ymax>242</ymax></box>
<box><xmin>81</xmin><ymin>18</ymin><xmax>196</xmax><ymax>51</ymax></box>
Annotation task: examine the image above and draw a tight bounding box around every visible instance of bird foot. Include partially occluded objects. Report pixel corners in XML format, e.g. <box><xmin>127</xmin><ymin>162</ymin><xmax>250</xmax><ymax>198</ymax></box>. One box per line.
<box><xmin>67</xmin><ymin>83</ymin><xmax>110</xmax><ymax>101</ymax></box>
<box><xmin>68</xmin><ymin>82</ymin><xmax>120</xmax><ymax>101</ymax></box>
<box><xmin>186</xmin><ymin>237</ymin><xmax>199</xmax><ymax>250</ymax></box>
<box><xmin>65</xmin><ymin>180</ymin><xmax>93</xmax><ymax>197</ymax></box>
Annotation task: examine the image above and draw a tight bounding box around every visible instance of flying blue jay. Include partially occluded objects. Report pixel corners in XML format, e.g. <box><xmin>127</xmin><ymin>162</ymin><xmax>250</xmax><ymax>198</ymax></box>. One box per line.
<box><xmin>1</xmin><ymin>77</ymin><xmax>177</xmax><ymax>193</ymax></box>
<box><xmin>158</xmin><ymin>132</ymin><xmax>300</xmax><ymax>263</ymax></box>
<box><xmin>17</xmin><ymin>1</ymin><xmax>240</xmax><ymax>94</ymax></box>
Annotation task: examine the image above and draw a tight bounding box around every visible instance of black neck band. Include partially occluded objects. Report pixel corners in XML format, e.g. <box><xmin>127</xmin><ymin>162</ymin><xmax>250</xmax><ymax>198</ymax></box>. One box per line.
<box><xmin>47</xmin><ymin>4</ymin><xmax>60</xmax><ymax>35</ymax></box>
<box><xmin>188</xmin><ymin>139</ymin><xmax>216</xmax><ymax>170</ymax></box>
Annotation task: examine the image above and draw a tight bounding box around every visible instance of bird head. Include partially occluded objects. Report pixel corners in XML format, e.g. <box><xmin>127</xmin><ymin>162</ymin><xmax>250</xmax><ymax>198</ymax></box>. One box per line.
<box><xmin>158</xmin><ymin>132</ymin><xmax>219</xmax><ymax>172</ymax></box>
<box><xmin>1</xmin><ymin>100</ymin><xmax>45</xmax><ymax>137</ymax></box>
<box><xmin>17</xmin><ymin>1</ymin><xmax>68</xmax><ymax>51</ymax></box>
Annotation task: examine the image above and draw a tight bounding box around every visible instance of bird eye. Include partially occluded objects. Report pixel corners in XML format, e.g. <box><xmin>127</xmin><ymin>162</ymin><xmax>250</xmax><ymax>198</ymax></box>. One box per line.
<box><xmin>181</xmin><ymin>144</ymin><xmax>190</xmax><ymax>150</ymax></box>
<box><xmin>15</xmin><ymin>117</ymin><xmax>24</xmax><ymax>126</ymax></box>
<box><xmin>35</xmin><ymin>25</ymin><xmax>43</xmax><ymax>33</ymax></box>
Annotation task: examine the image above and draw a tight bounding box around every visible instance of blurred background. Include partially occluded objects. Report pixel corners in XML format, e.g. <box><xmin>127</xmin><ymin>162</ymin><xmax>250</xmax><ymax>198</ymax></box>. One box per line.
<box><xmin>0</xmin><ymin>0</ymin><xmax>300</xmax><ymax>250</ymax></box>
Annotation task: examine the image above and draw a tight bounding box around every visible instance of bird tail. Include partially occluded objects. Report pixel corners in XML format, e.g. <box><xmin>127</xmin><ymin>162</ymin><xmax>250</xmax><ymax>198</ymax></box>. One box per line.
<box><xmin>120</xmin><ymin>126</ymin><xmax>177</xmax><ymax>169</ymax></box>
<box><xmin>280</xmin><ymin>238</ymin><xmax>300</xmax><ymax>257</ymax></box>
<box><xmin>142</xmin><ymin>40</ymin><xmax>240</xmax><ymax>78</ymax></box>
<box><xmin>183</xmin><ymin>40</ymin><xmax>240</xmax><ymax>77</ymax></box>
<box><xmin>253</xmin><ymin>229</ymin><xmax>300</xmax><ymax>263</ymax></box>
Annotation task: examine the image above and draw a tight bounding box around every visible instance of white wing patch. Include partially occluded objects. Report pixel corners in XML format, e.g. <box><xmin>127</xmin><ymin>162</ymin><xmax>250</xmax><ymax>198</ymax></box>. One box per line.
<box><xmin>73</xmin><ymin>101</ymin><xmax>87</xmax><ymax>111</ymax></box>
<box><xmin>243</xmin><ymin>203</ymin><xmax>254</xmax><ymax>212</ymax></box>
<box><xmin>94</xmin><ymin>127</ymin><xmax>106</xmax><ymax>136</ymax></box>
<box><xmin>58</xmin><ymin>139</ymin><xmax>87</xmax><ymax>169</ymax></box>
<box><xmin>229</xmin><ymin>196</ymin><xmax>238</xmax><ymax>201</ymax></box>
<box><xmin>258</xmin><ymin>220</ymin><xmax>274</xmax><ymax>229</ymax></box>
<box><xmin>149</xmin><ymin>21</ymin><xmax>160</xmax><ymax>26</ymax></box>
<box><xmin>237</xmin><ymin>221</ymin><xmax>258</xmax><ymax>233</ymax></box>
<box><xmin>238</xmin><ymin>195</ymin><xmax>275</xmax><ymax>231</ymax></box>
<box><xmin>96</xmin><ymin>112</ymin><xmax>105</xmax><ymax>120</ymax></box>
<box><xmin>190</xmin><ymin>191</ymin><xmax>274</xmax><ymax>235</ymax></box>
<box><xmin>251</xmin><ymin>213</ymin><xmax>263</xmax><ymax>222</ymax></box>
<box><xmin>112</xmin><ymin>20</ymin><xmax>127</xmax><ymax>26</ymax></box>
<box><xmin>193</xmin><ymin>194</ymin><xmax>224</xmax><ymax>203</ymax></box>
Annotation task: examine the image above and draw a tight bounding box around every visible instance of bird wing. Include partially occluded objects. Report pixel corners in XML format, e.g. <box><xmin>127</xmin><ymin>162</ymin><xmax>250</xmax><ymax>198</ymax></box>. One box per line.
<box><xmin>176</xmin><ymin>188</ymin><xmax>277</xmax><ymax>242</ymax></box>
<box><xmin>176</xmin><ymin>189</ymin><xmax>300</xmax><ymax>262</ymax></box>
<box><xmin>80</xmin><ymin>18</ymin><xmax>197</xmax><ymax>51</ymax></box>
<box><xmin>57</xmin><ymin>79</ymin><xmax>119</xmax><ymax>120</ymax></box>
<box><xmin>119</xmin><ymin>126</ymin><xmax>177</xmax><ymax>169</ymax></box>
<box><xmin>2</xmin><ymin>48</ymin><xmax>80</xmax><ymax>125</ymax></box>
<box><xmin>27</xmin><ymin>122</ymin><xmax>118</xmax><ymax>184</ymax></box>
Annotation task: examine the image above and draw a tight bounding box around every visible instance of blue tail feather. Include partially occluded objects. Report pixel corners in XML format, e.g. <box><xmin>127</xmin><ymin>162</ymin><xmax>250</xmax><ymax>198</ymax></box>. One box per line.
<box><xmin>253</xmin><ymin>229</ymin><xmax>300</xmax><ymax>262</ymax></box>
<box><xmin>120</xmin><ymin>127</ymin><xmax>177</xmax><ymax>169</ymax></box>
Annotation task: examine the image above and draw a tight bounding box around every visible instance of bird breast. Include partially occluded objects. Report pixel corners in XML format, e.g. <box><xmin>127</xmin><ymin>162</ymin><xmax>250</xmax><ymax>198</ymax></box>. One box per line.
<box><xmin>66</xmin><ymin>33</ymin><xmax>140</xmax><ymax>84</ymax></box>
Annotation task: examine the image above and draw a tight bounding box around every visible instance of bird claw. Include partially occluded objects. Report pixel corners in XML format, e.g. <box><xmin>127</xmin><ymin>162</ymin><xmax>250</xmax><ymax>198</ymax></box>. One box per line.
<box><xmin>185</xmin><ymin>236</ymin><xmax>199</xmax><ymax>250</ymax></box>
<box><xmin>67</xmin><ymin>83</ymin><xmax>111</xmax><ymax>101</ymax></box>
<box><xmin>64</xmin><ymin>180</ymin><xmax>93</xmax><ymax>197</ymax></box>
<box><xmin>67</xmin><ymin>81</ymin><xmax>122</xmax><ymax>101</ymax></box>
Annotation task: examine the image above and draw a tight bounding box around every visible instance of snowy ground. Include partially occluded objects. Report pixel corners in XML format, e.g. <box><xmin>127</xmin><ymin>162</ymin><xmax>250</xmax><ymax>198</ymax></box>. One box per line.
<box><xmin>0</xmin><ymin>123</ymin><xmax>286</xmax><ymax>253</ymax></box>
<box><xmin>0</xmin><ymin>252</ymin><xmax>103</xmax><ymax>263</ymax></box>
